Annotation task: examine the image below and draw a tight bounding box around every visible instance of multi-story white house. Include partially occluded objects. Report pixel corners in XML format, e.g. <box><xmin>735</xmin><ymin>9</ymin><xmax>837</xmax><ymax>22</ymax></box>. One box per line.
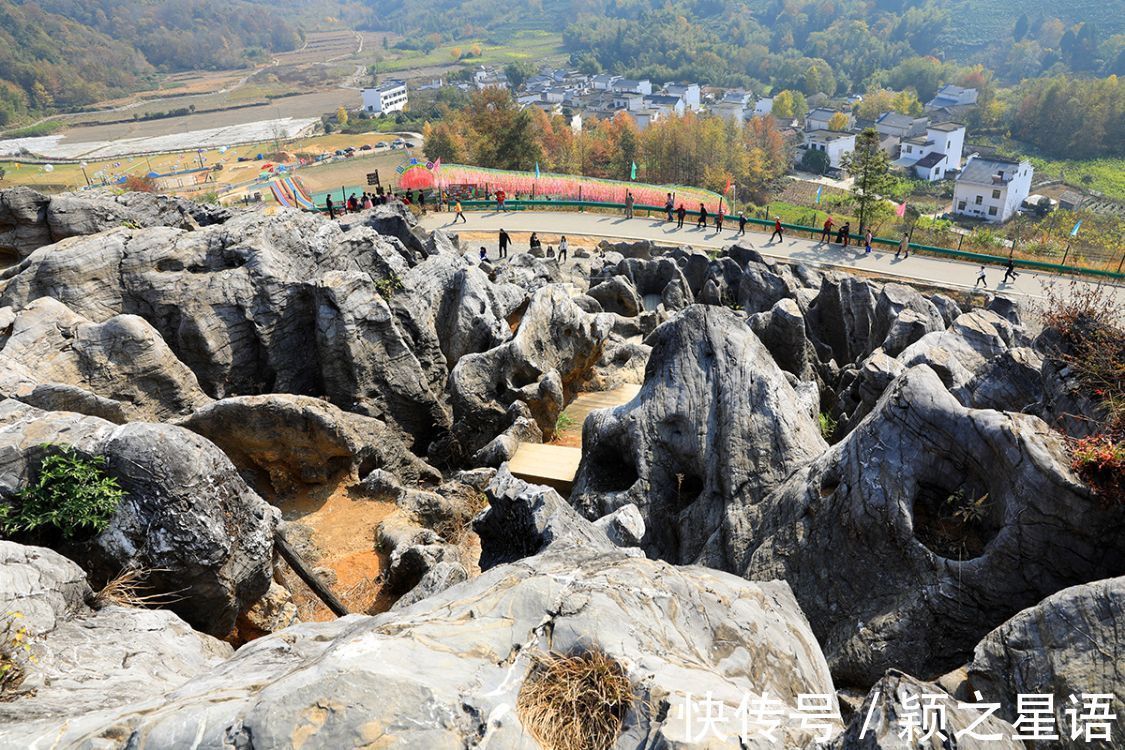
<box><xmin>643</xmin><ymin>94</ymin><xmax>686</xmax><ymax>116</ymax></box>
<box><xmin>875</xmin><ymin>111</ymin><xmax>930</xmax><ymax>140</ymax></box>
<box><xmin>610</xmin><ymin>79</ymin><xmax>653</xmax><ymax>96</ymax></box>
<box><xmin>897</xmin><ymin>122</ymin><xmax>966</xmax><ymax>181</ymax></box>
<box><xmin>664</xmin><ymin>83</ymin><xmax>701</xmax><ymax>111</ymax></box>
<box><xmin>361</xmin><ymin>81</ymin><xmax>408</xmax><ymax>115</ymax></box>
<box><xmin>711</xmin><ymin>101</ymin><xmax>746</xmax><ymax>123</ymax></box>
<box><xmin>803</xmin><ymin>130</ymin><xmax>856</xmax><ymax>169</ymax></box>
<box><xmin>953</xmin><ymin>157</ymin><xmax>1033</xmax><ymax>223</ymax></box>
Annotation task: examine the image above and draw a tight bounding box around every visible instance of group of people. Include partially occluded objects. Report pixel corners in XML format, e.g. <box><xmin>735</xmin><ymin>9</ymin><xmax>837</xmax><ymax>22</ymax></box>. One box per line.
<box><xmin>481</xmin><ymin>228</ymin><xmax>568</xmax><ymax>263</ymax></box>
<box><xmin>324</xmin><ymin>189</ymin><xmax>432</xmax><ymax>219</ymax></box>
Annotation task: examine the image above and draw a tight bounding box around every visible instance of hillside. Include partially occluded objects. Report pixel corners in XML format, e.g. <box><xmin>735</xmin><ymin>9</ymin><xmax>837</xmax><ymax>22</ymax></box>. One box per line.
<box><xmin>942</xmin><ymin>0</ymin><xmax>1125</xmax><ymax>55</ymax></box>
<box><xmin>0</xmin><ymin>0</ymin><xmax>303</xmax><ymax>125</ymax></box>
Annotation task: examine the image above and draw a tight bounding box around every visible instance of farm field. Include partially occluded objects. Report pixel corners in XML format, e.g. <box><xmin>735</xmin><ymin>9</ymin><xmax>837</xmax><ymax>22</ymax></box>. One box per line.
<box><xmin>0</xmin><ymin>133</ymin><xmax>406</xmax><ymax>199</ymax></box>
<box><xmin>375</xmin><ymin>31</ymin><xmax>567</xmax><ymax>76</ymax></box>
<box><xmin>1027</xmin><ymin>156</ymin><xmax>1125</xmax><ymax>205</ymax></box>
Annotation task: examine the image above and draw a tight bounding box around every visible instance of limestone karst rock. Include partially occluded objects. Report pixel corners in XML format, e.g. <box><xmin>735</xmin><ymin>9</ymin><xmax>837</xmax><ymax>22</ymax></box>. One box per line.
<box><xmin>448</xmin><ymin>284</ymin><xmax>615</xmax><ymax>454</ymax></box>
<box><xmin>2</xmin><ymin>544</ymin><xmax>842</xmax><ymax>749</ymax></box>
<box><xmin>967</xmin><ymin>576</ymin><xmax>1125</xmax><ymax>750</ymax></box>
<box><xmin>571</xmin><ymin>304</ymin><xmax>828</xmax><ymax>569</ymax></box>
<box><xmin>1</xmin><ymin>187</ymin><xmax>231</xmax><ymax>259</ymax></box>
<box><xmin>0</xmin><ymin>541</ymin><xmax>231</xmax><ymax>733</ymax></box>
<box><xmin>0</xmin><ymin>297</ymin><xmax>210</xmax><ymax>422</ymax></box>
<box><xmin>0</xmin><ymin>400</ymin><xmax>278</xmax><ymax>636</ymax></box>
<box><xmin>178</xmin><ymin>393</ymin><xmax>440</xmax><ymax>495</ymax></box>
<box><xmin>740</xmin><ymin>365</ymin><xmax>1125</xmax><ymax>686</ymax></box>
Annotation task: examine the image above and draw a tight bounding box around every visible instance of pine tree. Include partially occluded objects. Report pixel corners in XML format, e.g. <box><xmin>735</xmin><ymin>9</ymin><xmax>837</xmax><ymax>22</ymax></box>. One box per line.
<box><xmin>840</xmin><ymin>128</ymin><xmax>896</xmax><ymax>232</ymax></box>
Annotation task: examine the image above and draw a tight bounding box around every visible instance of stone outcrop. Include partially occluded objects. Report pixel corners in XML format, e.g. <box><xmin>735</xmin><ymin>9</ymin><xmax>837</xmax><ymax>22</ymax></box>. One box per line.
<box><xmin>0</xmin><ymin>401</ymin><xmax>279</xmax><ymax>635</ymax></box>
<box><xmin>967</xmin><ymin>576</ymin><xmax>1125</xmax><ymax>749</ymax></box>
<box><xmin>0</xmin><ymin>187</ymin><xmax>231</xmax><ymax>259</ymax></box>
<box><xmin>571</xmin><ymin>305</ymin><xmax>827</xmax><ymax>569</ymax></box>
<box><xmin>449</xmin><ymin>284</ymin><xmax>615</xmax><ymax>454</ymax></box>
<box><xmin>0</xmin><ymin>297</ymin><xmax>210</xmax><ymax>422</ymax></box>
<box><xmin>740</xmin><ymin>366</ymin><xmax>1125</xmax><ymax>686</ymax></box>
<box><xmin>178</xmin><ymin>394</ymin><xmax>440</xmax><ymax>495</ymax></box>
<box><xmin>4</xmin><ymin>544</ymin><xmax>841</xmax><ymax>749</ymax></box>
<box><xmin>0</xmin><ymin>541</ymin><xmax>231</xmax><ymax>734</ymax></box>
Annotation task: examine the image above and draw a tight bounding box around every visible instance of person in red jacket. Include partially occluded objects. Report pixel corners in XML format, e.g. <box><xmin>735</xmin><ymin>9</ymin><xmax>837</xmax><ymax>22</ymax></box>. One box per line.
<box><xmin>770</xmin><ymin>216</ymin><xmax>784</xmax><ymax>243</ymax></box>
<box><xmin>820</xmin><ymin>217</ymin><xmax>834</xmax><ymax>244</ymax></box>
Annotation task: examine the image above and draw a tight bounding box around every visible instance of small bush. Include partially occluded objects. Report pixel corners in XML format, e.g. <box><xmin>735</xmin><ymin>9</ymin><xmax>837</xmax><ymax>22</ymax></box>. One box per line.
<box><xmin>1071</xmin><ymin>435</ymin><xmax>1124</xmax><ymax>505</ymax></box>
<box><xmin>123</xmin><ymin>175</ymin><xmax>157</xmax><ymax>193</ymax></box>
<box><xmin>0</xmin><ymin>612</ymin><xmax>32</xmax><ymax>696</ymax></box>
<box><xmin>374</xmin><ymin>273</ymin><xmax>405</xmax><ymax>299</ymax></box>
<box><xmin>517</xmin><ymin>648</ymin><xmax>634</xmax><ymax>750</ymax></box>
<box><xmin>818</xmin><ymin>412</ymin><xmax>838</xmax><ymax>441</ymax></box>
<box><xmin>0</xmin><ymin>446</ymin><xmax>125</xmax><ymax>541</ymax></box>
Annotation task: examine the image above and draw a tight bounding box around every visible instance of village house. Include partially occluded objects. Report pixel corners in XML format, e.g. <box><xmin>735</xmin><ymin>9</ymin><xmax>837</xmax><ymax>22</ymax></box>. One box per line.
<box><xmin>610</xmin><ymin>79</ymin><xmax>653</xmax><ymax>96</ymax></box>
<box><xmin>896</xmin><ymin>122</ymin><xmax>967</xmax><ymax>181</ymax></box>
<box><xmin>802</xmin><ymin>130</ymin><xmax>856</xmax><ymax>169</ymax></box>
<box><xmin>874</xmin><ymin>111</ymin><xmax>930</xmax><ymax>141</ymax></box>
<box><xmin>926</xmin><ymin>84</ymin><xmax>979</xmax><ymax>110</ymax></box>
<box><xmin>361</xmin><ymin>80</ymin><xmax>408</xmax><ymax>115</ymax></box>
<box><xmin>805</xmin><ymin>107</ymin><xmax>853</xmax><ymax>132</ymax></box>
<box><xmin>664</xmin><ymin>83</ymin><xmax>701</xmax><ymax>111</ymax></box>
<box><xmin>953</xmin><ymin>156</ymin><xmax>1034</xmax><ymax>223</ymax></box>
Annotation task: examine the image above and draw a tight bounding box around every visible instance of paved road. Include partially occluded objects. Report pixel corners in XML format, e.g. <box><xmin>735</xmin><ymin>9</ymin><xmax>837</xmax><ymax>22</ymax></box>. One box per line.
<box><xmin>419</xmin><ymin>209</ymin><xmax>1124</xmax><ymax>304</ymax></box>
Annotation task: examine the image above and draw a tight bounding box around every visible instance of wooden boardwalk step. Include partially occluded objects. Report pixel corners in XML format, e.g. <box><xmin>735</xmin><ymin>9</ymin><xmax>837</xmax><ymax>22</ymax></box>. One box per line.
<box><xmin>562</xmin><ymin>383</ymin><xmax>642</xmax><ymax>426</ymax></box>
<box><xmin>508</xmin><ymin>443</ymin><xmax>584</xmax><ymax>496</ymax></box>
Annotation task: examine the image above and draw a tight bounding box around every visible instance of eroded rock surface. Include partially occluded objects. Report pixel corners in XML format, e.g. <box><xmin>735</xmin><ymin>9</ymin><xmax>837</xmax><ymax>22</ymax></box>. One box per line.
<box><xmin>0</xmin><ymin>401</ymin><xmax>278</xmax><ymax>635</ymax></box>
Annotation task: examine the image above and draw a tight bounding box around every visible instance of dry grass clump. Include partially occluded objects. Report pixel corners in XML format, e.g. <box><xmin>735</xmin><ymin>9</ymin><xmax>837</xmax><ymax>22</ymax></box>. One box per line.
<box><xmin>92</xmin><ymin>567</ymin><xmax>180</xmax><ymax>609</ymax></box>
<box><xmin>516</xmin><ymin>648</ymin><xmax>634</xmax><ymax>750</ymax></box>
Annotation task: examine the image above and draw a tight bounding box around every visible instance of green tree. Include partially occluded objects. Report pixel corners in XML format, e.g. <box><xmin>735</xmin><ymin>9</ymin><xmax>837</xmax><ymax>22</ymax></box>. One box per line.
<box><xmin>504</xmin><ymin>61</ymin><xmax>537</xmax><ymax>89</ymax></box>
<box><xmin>800</xmin><ymin>148</ymin><xmax>831</xmax><ymax>175</ymax></box>
<box><xmin>336</xmin><ymin>106</ymin><xmax>349</xmax><ymax>127</ymax></box>
<box><xmin>827</xmin><ymin>112</ymin><xmax>850</xmax><ymax>131</ymax></box>
<box><xmin>841</xmin><ymin>128</ymin><xmax>897</xmax><ymax>232</ymax></box>
<box><xmin>1014</xmin><ymin>13</ymin><xmax>1029</xmax><ymax>41</ymax></box>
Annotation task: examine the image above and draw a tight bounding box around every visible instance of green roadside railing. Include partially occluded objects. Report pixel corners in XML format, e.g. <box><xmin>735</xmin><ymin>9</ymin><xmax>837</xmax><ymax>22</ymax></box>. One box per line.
<box><xmin>449</xmin><ymin>198</ymin><xmax>1124</xmax><ymax>281</ymax></box>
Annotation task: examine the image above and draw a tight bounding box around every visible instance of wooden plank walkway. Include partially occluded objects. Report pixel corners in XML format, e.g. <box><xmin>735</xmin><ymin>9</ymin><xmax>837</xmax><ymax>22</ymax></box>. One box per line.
<box><xmin>507</xmin><ymin>443</ymin><xmax>583</xmax><ymax>495</ymax></box>
<box><xmin>508</xmin><ymin>384</ymin><xmax>641</xmax><ymax>495</ymax></box>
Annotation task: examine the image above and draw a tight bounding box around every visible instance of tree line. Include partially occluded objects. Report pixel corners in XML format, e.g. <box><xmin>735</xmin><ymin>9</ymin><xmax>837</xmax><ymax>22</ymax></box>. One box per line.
<box><xmin>422</xmin><ymin>89</ymin><xmax>791</xmax><ymax>201</ymax></box>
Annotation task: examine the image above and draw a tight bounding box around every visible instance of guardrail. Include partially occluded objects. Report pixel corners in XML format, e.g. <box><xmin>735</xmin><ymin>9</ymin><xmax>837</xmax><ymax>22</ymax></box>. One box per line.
<box><xmin>452</xmin><ymin>198</ymin><xmax>1124</xmax><ymax>280</ymax></box>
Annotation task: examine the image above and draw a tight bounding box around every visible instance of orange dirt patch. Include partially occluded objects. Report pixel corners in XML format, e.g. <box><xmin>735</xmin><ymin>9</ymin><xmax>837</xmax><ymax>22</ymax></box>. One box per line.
<box><xmin>277</xmin><ymin>478</ymin><xmax>397</xmax><ymax>620</ymax></box>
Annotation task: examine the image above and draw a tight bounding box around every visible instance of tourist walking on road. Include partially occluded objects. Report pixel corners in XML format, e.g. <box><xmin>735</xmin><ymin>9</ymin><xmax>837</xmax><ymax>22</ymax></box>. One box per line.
<box><xmin>716</xmin><ymin>206</ymin><xmax>725</xmax><ymax>232</ymax></box>
<box><xmin>676</xmin><ymin>203</ymin><xmax>686</xmax><ymax>228</ymax></box>
<box><xmin>665</xmin><ymin>193</ymin><xmax>674</xmax><ymax>222</ymax></box>
<box><xmin>770</xmin><ymin>217</ymin><xmax>784</xmax><ymax>243</ymax></box>
<box><xmin>975</xmin><ymin>265</ymin><xmax>987</xmax><ymax>288</ymax></box>
<box><xmin>738</xmin><ymin>212</ymin><xmax>747</xmax><ymax>236</ymax></box>
<box><xmin>896</xmin><ymin>233</ymin><xmax>909</xmax><ymax>259</ymax></box>
<box><xmin>558</xmin><ymin>235</ymin><xmax>568</xmax><ymax>262</ymax></box>
<box><xmin>820</xmin><ymin>217</ymin><xmax>834</xmax><ymax>243</ymax></box>
<box><xmin>1002</xmin><ymin>258</ymin><xmax>1018</xmax><ymax>283</ymax></box>
<box><xmin>838</xmin><ymin>222</ymin><xmax>851</xmax><ymax>247</ymax></box>
<box><xmin>697</xmin><ymin>203</ymin><xmax>708</xmax><ymax>229</ymax></box>
<box><xmin>498</xmin><ymin>228</ymin><xmax>510</xmax><ymax>259</ymax></box>
<box><xmin>625</xmin><ymin>191</ymin><xmax>635</xmax><ymax>219</ymax></box>
<box><xmin>454</xmin><ymin>200</ymin><xmax>467</xmax><ymax>223</ymax></box>
<box><xmin>864</xmin><ymin>228</ymin><xmax>873</xmax><ymax>255</ymax></box>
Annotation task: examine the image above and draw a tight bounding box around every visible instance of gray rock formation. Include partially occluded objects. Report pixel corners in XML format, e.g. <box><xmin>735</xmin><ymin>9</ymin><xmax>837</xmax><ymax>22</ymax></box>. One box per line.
<box><xmin>571</xmin><ymin>305</ymin><xmax>827</xmax><ymax>569</ymax></box>
<box><xmin>0</xmin><ymin>187</ymin><xmax>231</xmax><ymax>259</ymax></box>
<box><xmin>0</xmin><ymin>401</ymin><xmax>278</xmax><ymax>635</ymax></box>
<box><xmin>828</xmin><ymin>670</ymin><xmax>1024</xmax><ymax>749</ymax></box>
<box><xmin>749</xmin><ymin>297</ymin><xmax>822</xmax><ymax>384</ymax></box>
<box><xmin>967</xmin><ymin>576</ymin><xmax>1124</xmax><ymax>749</ymax></box>
<box><xmin>179</xmin><ymin>394</ymin><xmax>440</xmax><ymax>495</ymax></box>
<box><xmin>5</xmin><ymin>545</ymin><xmax>841</xmax><ymax>750</ymax></box>
<box><xmin>587</xmin><ymin>275</ymin><xmax>643</xmax><ymax>317</ymax></box>
<box><xmin>474</xmin><ymin>468</ymin><xmax>622</xmax><ymax>569</ymax></box>
<box><xmin>0</xmin><ymin>541</ymin><xmax>231</xmax><ymax>733</ymax></box>
<box><xmin>0</xmin><ymin>210</ymin><xmax>428</xmax><ymax>407</ymax></box>
<box><xmin>741</xmin><ymin>365</ymin><xmax>1125</xmax><ymax>685</ymax></box>
<box><xmin>0</xmin><ymin>297</ymin><xmax>210</xmax><ymax>422</ymax></box>
<box><xmin>449</xmin><ymin>285</ymin><xmax>615</xmax><ymax>454</ymax></box>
